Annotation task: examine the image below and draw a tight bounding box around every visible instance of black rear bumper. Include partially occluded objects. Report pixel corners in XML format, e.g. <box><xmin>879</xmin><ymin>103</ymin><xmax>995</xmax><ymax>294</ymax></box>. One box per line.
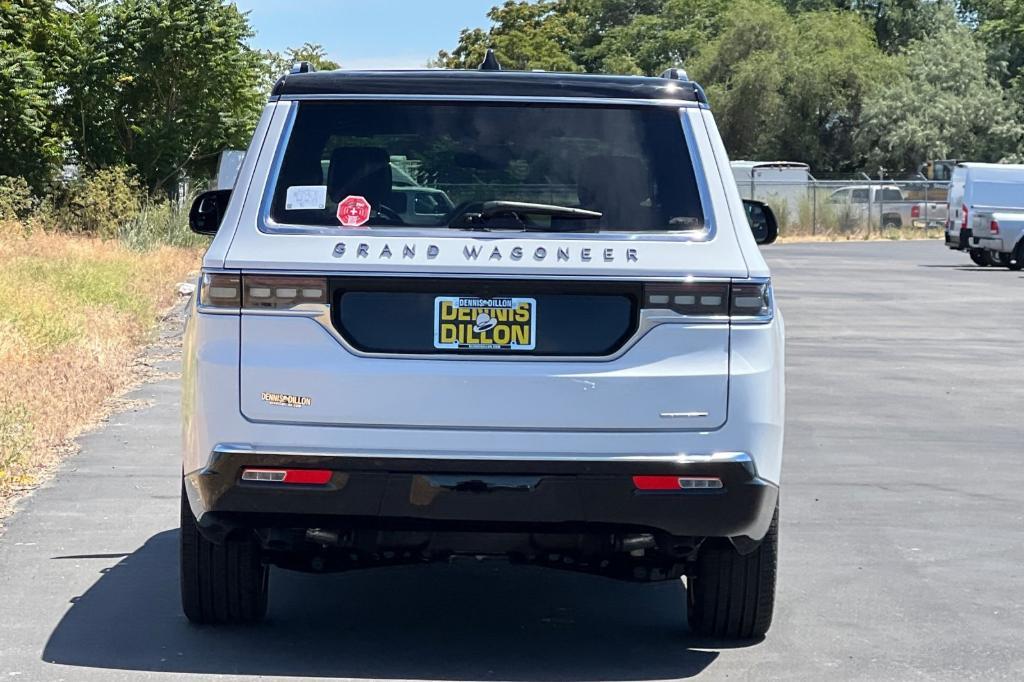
<box><xmin>186</xmin><ymin>447</ymin><xmax>778</xmax><ymax>547</ymax></box>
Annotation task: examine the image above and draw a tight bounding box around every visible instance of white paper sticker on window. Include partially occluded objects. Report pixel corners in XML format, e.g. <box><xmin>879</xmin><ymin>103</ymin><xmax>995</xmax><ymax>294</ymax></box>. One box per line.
<box><xmin>285</xmin><ymin>185</ymin><xmax>327</xmax><ymax>210</ymax></box>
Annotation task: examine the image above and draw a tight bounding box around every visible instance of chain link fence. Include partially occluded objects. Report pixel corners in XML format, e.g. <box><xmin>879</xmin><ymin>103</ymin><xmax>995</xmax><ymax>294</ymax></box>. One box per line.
<box><xmin>735</xmin><ymin>179</ymin><xmax>951</xmax><ymax>238</ymax></box>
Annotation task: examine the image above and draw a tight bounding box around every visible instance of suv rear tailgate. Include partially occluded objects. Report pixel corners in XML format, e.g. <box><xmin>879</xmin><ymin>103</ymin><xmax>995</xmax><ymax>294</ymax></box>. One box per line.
<box><xmin>239</xmin><ymin>285</ymin><xmax>729</xmax><ymax>431</ymax></box>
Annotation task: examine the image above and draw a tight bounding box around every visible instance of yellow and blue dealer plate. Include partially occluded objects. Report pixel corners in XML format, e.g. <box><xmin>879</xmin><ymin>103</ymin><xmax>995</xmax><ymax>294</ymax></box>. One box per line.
<box><xmin>433</xmin><ymin>296</ymin><xmax>536</xmax><ymax>350</ymax></box>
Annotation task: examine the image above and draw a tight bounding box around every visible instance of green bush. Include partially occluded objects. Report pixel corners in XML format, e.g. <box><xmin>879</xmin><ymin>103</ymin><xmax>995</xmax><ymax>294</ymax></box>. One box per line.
<box><xmin>63</xmin><ymin>166</ymin><xmax>143</xmax><ymax>237</ymax></box>
<box><xmin>0</xmin><ymin>176</ymin><xmax>38</xmax><ymax>221</ymax></box>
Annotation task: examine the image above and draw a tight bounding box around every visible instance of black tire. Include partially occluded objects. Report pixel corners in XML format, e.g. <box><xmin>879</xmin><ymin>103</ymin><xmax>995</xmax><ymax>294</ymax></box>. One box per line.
<box><xmin>988</xmin><ymin>251</ymin><xmax>1010</xmax><ymax>267</ymax></box>
<box><xmin>969</xmin><ymin>249</ymin><xmax>989</xmax><ymax>266</ymax></box>
<box><xmin>687</xmin><ymin>506</ymin><xmax>777</xmax><ymax>640</ymax></box>
<box><xmin>180</xmin><ymin>483</ymin><xmax>268</xmax><ymax>624</ymax></box>
<box><xmin>1007</xmin><ymin>243</ymin><xmax>1023</xmax><ymax>271</ymax></box>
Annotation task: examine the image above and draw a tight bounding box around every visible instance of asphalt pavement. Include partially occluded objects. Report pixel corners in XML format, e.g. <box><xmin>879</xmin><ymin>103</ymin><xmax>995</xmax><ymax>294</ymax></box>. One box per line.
<box><xmin>1</xmin><ymin>240</ymin><xmax>1022</xmax><ymax>681</ymax></box>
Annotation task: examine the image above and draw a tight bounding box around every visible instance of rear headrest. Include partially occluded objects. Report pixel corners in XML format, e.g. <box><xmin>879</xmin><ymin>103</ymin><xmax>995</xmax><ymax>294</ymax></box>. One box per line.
<box><xmin>577</xmin><ymin>155</ymin><xmax>651</xmax><ymax>226</ymax></box>
<box><xmin>327</xmin><ymin>147</ymin><xmax>392</xmax><ymax>207</ymax></box>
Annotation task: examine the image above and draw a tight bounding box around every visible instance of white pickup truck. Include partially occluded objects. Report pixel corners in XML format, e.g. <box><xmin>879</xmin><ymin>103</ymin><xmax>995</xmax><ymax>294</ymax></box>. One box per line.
<box><xmin>971</xmin><ymin>209</ymin><xmax>1024</xmax><ymax>269</ymax></box>
<box><xmin>827</xmin><ymin>185</ymin><xmax>946</xmax><ymax>229</ymax></box>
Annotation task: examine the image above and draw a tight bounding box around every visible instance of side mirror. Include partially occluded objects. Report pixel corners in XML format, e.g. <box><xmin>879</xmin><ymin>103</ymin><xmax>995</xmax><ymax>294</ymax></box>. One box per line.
<box><xmin>742</xmin><ymin>199</ymin><xmax>779</xmax><ymax>245</ymax></box>
<box><xmin>189</xmin><ymin>189</ymin><xmax>232</xmax><ymax>235</ymax></box>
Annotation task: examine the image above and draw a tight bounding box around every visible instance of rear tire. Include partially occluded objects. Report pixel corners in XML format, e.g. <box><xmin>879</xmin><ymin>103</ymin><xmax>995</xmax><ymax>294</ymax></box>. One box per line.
<box><xmin>687</xmin><ymin>506</ymin><xmax>777</xmax><ymax>640</ymax></box>
<box><xmin>180</xmin><ymin>482</ymin><xmax>268</xmax><ymax>624</ymax></box>
<box><xmin>1008</xmin><ymin>243</ymin><xmax>1023</xmax><ymax>271</ymax></box>
<box><xmin>988</xmin><ymin>251</ymin><xmax>1010</xmax><ymax>267</ymax></box>
<box><xmin>969</xmin><ymin>249</ymin><xmax>988</xmax><ymax>266</ymax></box>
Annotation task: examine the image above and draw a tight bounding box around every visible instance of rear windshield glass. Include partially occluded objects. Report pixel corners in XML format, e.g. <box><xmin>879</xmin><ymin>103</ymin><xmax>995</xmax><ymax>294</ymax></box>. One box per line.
<box><xmin>268</xmin><ymin>101</ymin><xmax>703</xmax><ymax>232</ymax></box>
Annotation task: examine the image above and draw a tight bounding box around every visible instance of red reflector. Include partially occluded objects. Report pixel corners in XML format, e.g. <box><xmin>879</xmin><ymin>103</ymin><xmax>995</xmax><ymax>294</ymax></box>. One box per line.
<box><xmin>283</xmin><ymin>469</ymin><xmax>332</xmax><ymax>484</ymax></box>
<box><xmin>633</xmin><ymin>475</ymin><xmax>724</xmax><ymax>491</ymax></box>
<box><xmin>991</xmin><ymin>220</ymin><xmax>1000</xmax><ymax>235</ymax></box>
<box><xmin>241</xmin><ymin>468</ymin><xmax>332</xmax><ymax>485</ymax></box>
<box><xmin>632</xmin><ymin>475</ymin><xmax>684</xmax><ymax>490</ymax></box>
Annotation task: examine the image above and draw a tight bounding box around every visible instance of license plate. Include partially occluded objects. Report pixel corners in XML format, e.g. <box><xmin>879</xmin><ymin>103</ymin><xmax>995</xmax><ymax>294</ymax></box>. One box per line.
<box><xmin>433</xmin><ymin>296</ymin><xmax>536</xmax><ymax>350</ymax></box>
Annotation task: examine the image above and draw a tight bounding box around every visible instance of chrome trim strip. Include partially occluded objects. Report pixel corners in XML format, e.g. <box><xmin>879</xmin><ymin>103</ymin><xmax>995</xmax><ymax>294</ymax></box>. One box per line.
<box><xmin>659</xmin><ymin>411</ymin><xmax>710</xmax><ymax>418</ymax></box>
<box><xmin>213</xmin><ymin>442</ymin><xmax>753</xmax><ymax>465</ymax></box>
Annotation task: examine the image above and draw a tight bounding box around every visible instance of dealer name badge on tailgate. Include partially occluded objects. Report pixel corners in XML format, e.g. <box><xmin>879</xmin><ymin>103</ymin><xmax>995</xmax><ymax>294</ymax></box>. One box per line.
<box><xmin>433</xmin><ymin>296</ymin><xmax>536</xmax><ymax>350</ymax></box>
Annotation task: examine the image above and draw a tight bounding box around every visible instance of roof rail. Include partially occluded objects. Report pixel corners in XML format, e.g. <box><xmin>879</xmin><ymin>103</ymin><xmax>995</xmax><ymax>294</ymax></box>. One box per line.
<box><xmin>660</xmin><ymin>67</ymin><xmax>689</xmax><ymax>82</ymax></box>
<box><xmin>290</xmin><ymin>61</ymin><xmax>316</xmax><ymax>75</ymax></box>
<box><xmin>479</xmin><ymin>49</ymin><xmax>502</xmax><ymax>71</ymax></box>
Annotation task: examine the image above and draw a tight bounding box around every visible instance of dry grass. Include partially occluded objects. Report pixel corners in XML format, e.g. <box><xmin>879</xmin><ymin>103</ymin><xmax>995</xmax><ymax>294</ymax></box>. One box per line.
<box><xmin>778</xmin><ymin>228</ymin><xmax>944</xmax><ymax>243</ymax></box>
<box><xmin>0</xmin><ymin>222</ymin><xmax>199</xmax><ymax>513</ymax></box>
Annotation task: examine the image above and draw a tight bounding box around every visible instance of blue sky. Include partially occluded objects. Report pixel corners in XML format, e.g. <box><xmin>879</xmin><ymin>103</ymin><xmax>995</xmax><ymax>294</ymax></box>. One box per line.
<box><xmin>233</xmin><ymin>0</ymin><xmax>498</xmax><ymax>69</ymax></box>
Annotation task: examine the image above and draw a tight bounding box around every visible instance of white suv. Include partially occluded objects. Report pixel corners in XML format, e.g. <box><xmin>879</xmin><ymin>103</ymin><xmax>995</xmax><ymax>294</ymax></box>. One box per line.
<box><xmin>181</xmin><ymin>61</ymin><xmax>785</xmax><ymax>639</ymax></box>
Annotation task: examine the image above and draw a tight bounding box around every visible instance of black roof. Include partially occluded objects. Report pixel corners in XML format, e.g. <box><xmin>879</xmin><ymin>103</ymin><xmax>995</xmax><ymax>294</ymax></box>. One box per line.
<box><xmin>271</xmin><ymin>69</ymin><xmax>706</xmax><ymax>103</ymax></box>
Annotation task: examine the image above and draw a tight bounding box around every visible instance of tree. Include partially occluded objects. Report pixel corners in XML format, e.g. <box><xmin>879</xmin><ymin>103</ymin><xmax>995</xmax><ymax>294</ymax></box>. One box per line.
<box><xmin>854</xmin><ymin>25</ymin><xmax>1024</xmax><ymax>172</ymax></box>
<box><xmin>433</xmin><ymin>1</ymin><xmax>584</xmax><ymax>71</ymax></box>
<box><xmin>0</xmin><ymin>0</ymin><xmax>72</xmax><ymax>191</ymax></box>
<box><xmin>783</xmin><ymin>0</ymin><xmax>953</xmax><ymax>53</ymax></box>
<box><xmin>690</xmin><ymin>0</ymin><xmax>891</xmax><ymax>172</ymax></box>
<box><xmin>286</xmin><ymin>42</ymin><xmax>340</xmax><ymax>71</ymax></box>
<box><xmin>61</xmin><ymin>0</ymin><xmax>267</xmax><ymax>195</ymax></box>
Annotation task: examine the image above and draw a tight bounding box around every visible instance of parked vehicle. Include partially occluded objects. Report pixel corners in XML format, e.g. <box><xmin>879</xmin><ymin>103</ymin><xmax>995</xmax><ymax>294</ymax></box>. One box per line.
<box><xmin>971</xmin><ymin>209</ymin><xmax>1024</xmax><ymax>270</ymax></box>
<box><xmin>731</xmin><ymin>160</ymin><xmax>813</xmax><ymax>217</ymax></box>
<box><xmin>945</xmin><ymin>162</ymin><xmax>1024</xmax><ymax>265</ymax></box>
<box><xmin>826</xmin><ymin>184</ymin><xmax>945</xmax><ymax>230</ymax></box>
<box><xmin>389</xmin><ymin>186</ymin><xmax>455</xmax><ymax>226</ymax></box>
<box><xmin>182</xmin><ymin>60</ymin><xmax>785</xmax><ymax>639</ymax></box>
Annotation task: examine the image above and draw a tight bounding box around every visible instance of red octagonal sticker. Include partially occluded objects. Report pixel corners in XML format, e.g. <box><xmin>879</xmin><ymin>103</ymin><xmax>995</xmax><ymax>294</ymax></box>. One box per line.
<box><xmin>336</xmin><ymin>195</ymin><xmax>372</xmax><ymax>228</ymax></box>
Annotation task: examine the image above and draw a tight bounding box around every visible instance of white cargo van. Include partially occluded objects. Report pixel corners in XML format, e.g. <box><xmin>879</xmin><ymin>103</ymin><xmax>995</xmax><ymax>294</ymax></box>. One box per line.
<box><xmin>945</xmin><ymin>163</ymin><xmax>1024</xmax><ymax>265</ymax></box>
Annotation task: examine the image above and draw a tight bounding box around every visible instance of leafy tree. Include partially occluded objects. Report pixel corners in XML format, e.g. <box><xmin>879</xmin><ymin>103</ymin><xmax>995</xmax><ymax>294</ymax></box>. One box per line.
<box><xmin>783</xmin><ymin>0</ymin><xmax>953</xmax><ymax>52</ymax></box>
<box><xmin>286</xmin><ymin>42</ymin><xmax>341</xmax><ymax>71</ymax></box>
<box><xmin>691</xmin><ymin>0</ymin><xmax>891</xmax><ymax>171</ymax></box>
<box><xmin>854</xmin><ymin>24</ymin><xmax>1024</xmax><ymax>172</ymax></box>
<box><xmin>261</xmin><ymin>43</ymin><xmax>340</xmax><ymax>98</ymax></box>
<box><xmin>960</xmin><ymin>0</ymin><xmax>1024</xmax><ymax>122</ymax></box>
<box><xmin>0</xmin><ymin>0</ymin><xmax>72</xmax><ymax>191</ymax></box>
<box><xmin>433</xmin><ymin>1</ymin><xmax>584</xmax><ymax>71</ymax></box>
<box><xmin>61</xmin><ymin>0</ymin><xmax>266</xmax><ymax>195</ymax></box>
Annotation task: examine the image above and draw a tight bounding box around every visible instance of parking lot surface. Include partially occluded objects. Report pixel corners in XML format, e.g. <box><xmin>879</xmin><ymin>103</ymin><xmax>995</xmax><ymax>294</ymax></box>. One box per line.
<box><xmin>1</xmin><ymin>240</ymin><xmax>1022</xmax><ymax>681</ymax></box>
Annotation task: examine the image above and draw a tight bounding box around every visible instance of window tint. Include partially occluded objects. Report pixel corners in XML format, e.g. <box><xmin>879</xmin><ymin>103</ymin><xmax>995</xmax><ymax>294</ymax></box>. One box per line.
<box><xmin>878</xmin><ymin>188</ymin><xmax>903</xmax><ymax>201</ymax></box>
<box><xmin>269</xmin><ymin>101</ymin><xmax>703</xmax><ymax>232</ymax></box>
<box><xmin>850</xmin><ymin>189</ymin><xmax>869</xmax><ymax>203</ymax></box>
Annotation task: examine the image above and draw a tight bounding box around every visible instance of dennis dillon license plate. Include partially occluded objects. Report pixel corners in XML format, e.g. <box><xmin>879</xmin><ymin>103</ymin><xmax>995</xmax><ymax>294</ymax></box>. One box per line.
<box><xmin>433</xmin><ymin>296</ymin><xmax>536</xmax><ymax>350</ymax></box>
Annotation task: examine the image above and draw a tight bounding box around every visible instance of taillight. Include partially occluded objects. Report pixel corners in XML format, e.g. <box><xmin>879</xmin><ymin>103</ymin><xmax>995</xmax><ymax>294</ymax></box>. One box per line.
<box><xmin>643</xmin><ymin>281</ymin><xmax>729</xmax><ymax>316</ymax></box>
<box><xmin>243</xmin><ymin>275</ymin><xmax>328</xmax><ymax>309</ymax></box>
<box><xmin>198</xmin><ymin>273</ymin><xmax>328</xmax><ymax>311</ymax></box>
<box><xmin>961</xmin><ymin>204</ymin><xmax>968</xmax><ymax>230</ymax></box>
<box><xmin>642</xmin><ymin>279</ymin><xmax>773</xmax><ymax>323</ymax></box>
<box><xmin>991</xmin><ymin>219</ymin><xmax>1000</xmax><ymax>235</ymax></box>
<box><xmin>911</xmin><ymin>204</ymin><xmax>921</xmax><ymax>218</ymax></box>
<box><xmin>199</xmin><ymin>273</ymin><xmax>241</xmax><ymax>308</ymax></box>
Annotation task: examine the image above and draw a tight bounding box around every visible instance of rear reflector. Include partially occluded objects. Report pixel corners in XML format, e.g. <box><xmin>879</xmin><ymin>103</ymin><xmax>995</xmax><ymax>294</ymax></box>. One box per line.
<box><xmin>241</xmin><ymin>468</ymin><xmax>332</xmax><ymax>485</ymax></box>
<box><xmin>991</xmin><ymin>219</ymin><xmax>1000</xmax><ymax>235</ymax></box>
<box><xmin>632</xmin><ymin>475</ymin><xmax>723</xmax><ymax>491</ymax></box>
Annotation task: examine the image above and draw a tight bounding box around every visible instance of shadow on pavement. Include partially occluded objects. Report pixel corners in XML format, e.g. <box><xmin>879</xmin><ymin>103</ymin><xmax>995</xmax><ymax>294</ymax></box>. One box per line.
<box><xmin>43</xmin><ymin>530</ymin><xmax>731</xmax><ymax>680</ymax></box>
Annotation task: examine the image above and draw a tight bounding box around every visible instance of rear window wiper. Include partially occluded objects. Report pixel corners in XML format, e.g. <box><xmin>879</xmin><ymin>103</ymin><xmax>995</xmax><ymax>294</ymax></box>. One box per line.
<box><xmin>449</xmin><ymin>201</ymin><xmax>602</xmax><ymax>232</ymax></box>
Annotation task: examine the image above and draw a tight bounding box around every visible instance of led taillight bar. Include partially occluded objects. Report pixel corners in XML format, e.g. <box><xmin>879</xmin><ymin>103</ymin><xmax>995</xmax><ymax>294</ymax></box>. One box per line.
<box><xmin>642</xmin><ymin>280</ymin><xmax>773</xmax><ymax>322</ymax></box>
<box><xmin>199</xmin><ymin>274</ymin><xmax>328</xmax><ymax>310</ymax></box>
<box><xmin>241</xmin><ymin>468</ymin><xmax>332</xmax><ymax>485</ymax></box>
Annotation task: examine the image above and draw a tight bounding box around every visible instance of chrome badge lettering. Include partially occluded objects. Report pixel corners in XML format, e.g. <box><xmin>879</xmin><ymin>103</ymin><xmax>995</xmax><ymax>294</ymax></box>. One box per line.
<box><xmin>261</xmin><ymin>392</ymin><xmax>312</xmax><ymax>408</ymax></box>
<box><xmin>332</xmin><ymin>241</ymin><xmax>638</xmax><ymax>264</ymax></box>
